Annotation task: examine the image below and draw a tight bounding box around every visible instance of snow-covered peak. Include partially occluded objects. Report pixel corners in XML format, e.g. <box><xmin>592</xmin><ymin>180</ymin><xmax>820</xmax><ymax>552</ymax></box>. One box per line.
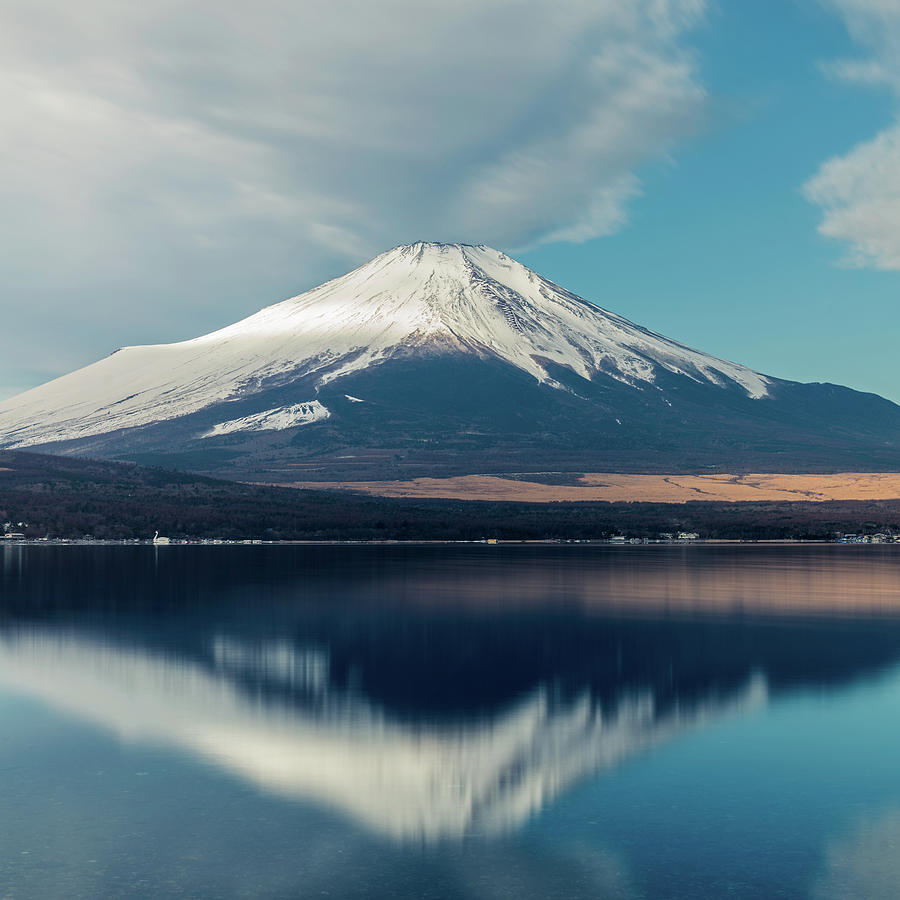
<box><xmin>194</xmin><ymin>240</ymin><xmax>767</xmax><ymax>394</ymax></box>
<box><xmin>0</xmin><ymin>243</ymin><xmax>769</xmax><ymax>448</ymax></box>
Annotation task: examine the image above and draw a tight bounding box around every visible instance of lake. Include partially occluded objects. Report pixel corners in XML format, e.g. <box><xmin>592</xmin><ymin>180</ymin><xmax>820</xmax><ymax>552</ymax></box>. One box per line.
<box><xmin>2</xmin><ymin>543</ymin><xmax>900</xmax><ymax>898</ymax></box>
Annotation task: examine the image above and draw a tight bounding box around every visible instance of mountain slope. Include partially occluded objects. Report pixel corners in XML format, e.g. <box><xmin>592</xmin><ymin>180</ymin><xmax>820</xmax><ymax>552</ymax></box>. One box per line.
<box><xmin>1</xmin><ymin>242</ymin><xmax>898</xmax><ymax>479</ymax></box>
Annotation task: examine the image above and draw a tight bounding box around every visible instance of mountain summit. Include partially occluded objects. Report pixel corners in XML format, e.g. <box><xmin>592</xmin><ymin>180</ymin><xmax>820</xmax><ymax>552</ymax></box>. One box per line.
<box><xmin>1</xmin><ymin>243</ymin><xmax>899</xmax><ymax>479</ymax></box>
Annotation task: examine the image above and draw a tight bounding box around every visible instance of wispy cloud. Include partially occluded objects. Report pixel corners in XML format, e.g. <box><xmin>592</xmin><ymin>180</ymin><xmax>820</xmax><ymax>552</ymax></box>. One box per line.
<box><xmin>0</xmin><ymin>0</ymin><xmax>706</xmax><ymax>396</ymax></box>
<box><xmin>805</xmin><ymin>1</ymin><xmax>900</xmax><ymax>269</ymax></box>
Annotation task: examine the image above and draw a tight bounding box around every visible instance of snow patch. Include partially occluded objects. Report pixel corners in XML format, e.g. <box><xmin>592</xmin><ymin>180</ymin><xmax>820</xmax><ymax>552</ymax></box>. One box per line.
<box><xmin>202</xmin><ymin>402</ymin><xmax>329</xmax><ymax>438</ymax></box>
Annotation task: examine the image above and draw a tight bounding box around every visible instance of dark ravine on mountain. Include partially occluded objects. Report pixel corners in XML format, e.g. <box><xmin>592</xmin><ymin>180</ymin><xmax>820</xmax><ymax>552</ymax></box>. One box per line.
<box><xmin>1</xmin><ymin>243</ymin><xmax>899</xmax><ymax>481</ymax></box>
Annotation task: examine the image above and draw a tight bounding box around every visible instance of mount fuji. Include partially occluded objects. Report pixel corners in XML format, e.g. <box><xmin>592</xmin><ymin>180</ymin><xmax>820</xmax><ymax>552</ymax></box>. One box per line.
<box><xmin>2</xmin><ymin>242</ymin><xmax>899</xmax><ymax>480</ymax></box>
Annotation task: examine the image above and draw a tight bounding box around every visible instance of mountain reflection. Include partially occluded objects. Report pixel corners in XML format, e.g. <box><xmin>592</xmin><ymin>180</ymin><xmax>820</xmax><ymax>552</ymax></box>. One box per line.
<box><xmin>0</xmin><ymin>627</ymin><xmax>767</xmax><ymax>840</ymax></box>
<box><xmin>3</xmin><ymin>545</ymin><xmax>900</xmax><ymax>841</ymax></box>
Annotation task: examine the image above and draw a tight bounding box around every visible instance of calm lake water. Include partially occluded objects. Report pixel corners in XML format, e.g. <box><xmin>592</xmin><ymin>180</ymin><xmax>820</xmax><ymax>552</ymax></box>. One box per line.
<box><xmin>3</xmin><ymin>543</ymin><xmax>900</xmax><ymax>899</ymax></box>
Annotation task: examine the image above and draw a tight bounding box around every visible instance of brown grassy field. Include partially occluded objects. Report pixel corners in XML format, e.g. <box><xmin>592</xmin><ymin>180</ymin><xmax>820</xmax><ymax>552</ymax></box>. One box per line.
<box><xmin>276</xmin><ymin>472</ymin><xmax>900</xmax><ymax>503</ymax></box>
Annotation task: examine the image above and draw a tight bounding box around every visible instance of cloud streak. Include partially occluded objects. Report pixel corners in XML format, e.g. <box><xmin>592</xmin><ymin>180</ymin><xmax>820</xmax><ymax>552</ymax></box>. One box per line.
<box><xmin>0</xmin><ymin>0</ymin><xmax>706</xmax><ymax>396</ymax></box>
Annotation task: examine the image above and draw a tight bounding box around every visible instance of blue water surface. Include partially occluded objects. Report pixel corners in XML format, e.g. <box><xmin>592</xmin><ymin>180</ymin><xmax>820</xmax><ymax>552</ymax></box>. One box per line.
<box><xmin>2</xmin><ymin>543</ymin><xmax>900</xmax><ymax>899</ymax></box>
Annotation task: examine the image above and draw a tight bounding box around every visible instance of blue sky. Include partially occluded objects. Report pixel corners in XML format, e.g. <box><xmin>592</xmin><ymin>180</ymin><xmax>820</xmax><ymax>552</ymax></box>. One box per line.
<box><xmin>2</xmin><ymin>0</ymin><xmax>900</xmax><ymax>401</ymax></box>
<box><xmin>523</xmin><ymin>0</ymin><xmax>900</xmax><ymax>400</ymax></box>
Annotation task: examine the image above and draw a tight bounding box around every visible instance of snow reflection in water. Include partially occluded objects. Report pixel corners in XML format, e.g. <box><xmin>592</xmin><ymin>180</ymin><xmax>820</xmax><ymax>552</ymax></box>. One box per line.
<box><xmin>0</xmin><ymin>629</ymin><xmax>766</xmax><ymax>841</ymax></box>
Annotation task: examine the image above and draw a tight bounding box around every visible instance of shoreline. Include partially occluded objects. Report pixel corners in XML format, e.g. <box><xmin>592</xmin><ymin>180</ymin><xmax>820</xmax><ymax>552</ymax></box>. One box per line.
<box><xmin>4</xmin><ymin>538</ymin><xmax>898</xmax><ymax>548</ymax></box>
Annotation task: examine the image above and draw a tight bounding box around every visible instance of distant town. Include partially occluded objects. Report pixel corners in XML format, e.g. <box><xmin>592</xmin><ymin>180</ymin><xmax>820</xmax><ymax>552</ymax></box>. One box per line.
<box><xmin>4</xmin><ymin>523</ymin><xmax>900</xmax><ymax>546</ymax></box>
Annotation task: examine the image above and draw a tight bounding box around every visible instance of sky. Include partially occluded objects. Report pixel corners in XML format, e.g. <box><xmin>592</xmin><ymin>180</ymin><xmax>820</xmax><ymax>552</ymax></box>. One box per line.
<box><xmin>2</xmin><ymin>0</ymin><xmax>900</xmax><ymax>401</ymax></box>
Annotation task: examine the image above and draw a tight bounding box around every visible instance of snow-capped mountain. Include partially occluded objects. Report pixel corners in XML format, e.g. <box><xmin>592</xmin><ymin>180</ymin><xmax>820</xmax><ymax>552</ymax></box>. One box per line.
<box><xmin>0</xmin><ymin>243</ymin><xmax>767</xmax><ymax>443</ymax></box>
<box><xmin>1</xmin><ymin>242</ymin><xmax>899</xmax><ymax>479</ymax></box>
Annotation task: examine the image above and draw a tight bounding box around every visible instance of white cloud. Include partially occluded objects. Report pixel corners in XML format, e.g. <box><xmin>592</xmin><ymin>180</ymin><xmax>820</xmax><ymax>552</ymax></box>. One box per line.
<box><xmin>805</xmin><ymin>1</ymin><xmax>900</xmax><ymax>269</ymax></box>
<box><xmin>805</xmin><ymin>124</ymin><xmax>900</xmax><ymax>268</ymax></box>
<box><xmin>0</xmin><ymin>0</ymin><xmax>706</xmax><ymax>396</ymax></box>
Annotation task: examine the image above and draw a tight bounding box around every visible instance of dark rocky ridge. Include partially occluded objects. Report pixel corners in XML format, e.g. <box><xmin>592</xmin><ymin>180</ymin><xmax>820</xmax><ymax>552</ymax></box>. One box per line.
<box><xmin>37</xmin><ymin>352</ymin><xmax>900</xmax><ymax>481</ymax></box>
